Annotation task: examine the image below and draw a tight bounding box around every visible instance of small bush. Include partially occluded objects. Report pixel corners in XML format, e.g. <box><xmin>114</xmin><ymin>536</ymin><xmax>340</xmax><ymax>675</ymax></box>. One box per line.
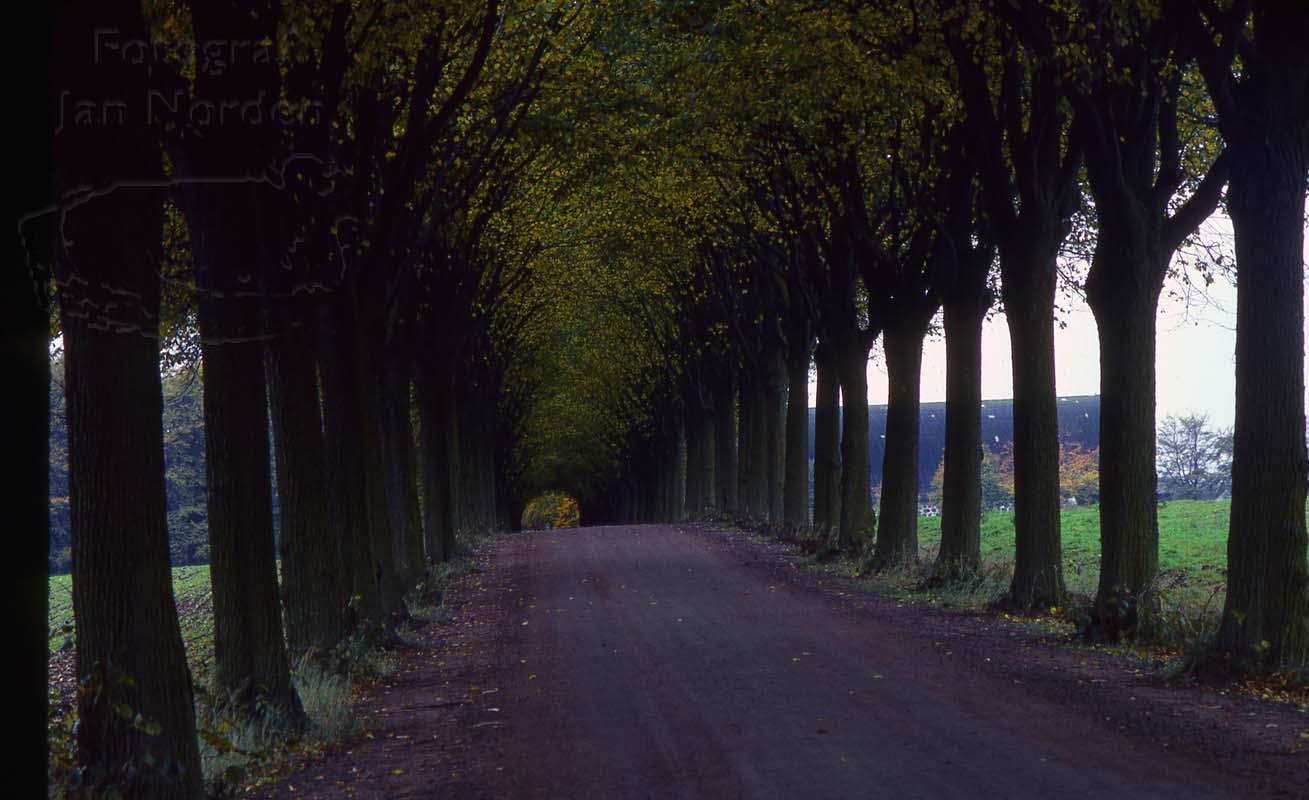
<box><xmin>522</xmin><ymin>491</ymin><xmax>580</xmax><ymax>530</ymax></box>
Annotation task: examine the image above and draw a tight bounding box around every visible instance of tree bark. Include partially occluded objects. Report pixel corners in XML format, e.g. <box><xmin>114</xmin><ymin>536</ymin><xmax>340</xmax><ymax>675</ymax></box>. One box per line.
<box><xmin>358</xmin><ymin>365</ymin><xmax>404</xmax><ymax>614</ymax></box>
<box><xmin>267</xmin><ymin>328</ymin><xmax>347</xmax><ymax>657</ymax></box>
<box><xmin>196</xmin><ymin>273</ymin><xmax>303</xmax><ymax>727</ymax></box>
<box><xmin>702</xmin><ymin>409</ymin><xmax>718</xmax><ymax>514</ymax></box>
<box><xmin>1218</xmin><ymin>85</ymin><xmax>1309</xmax><ymax>667</ymax></box>
<box><xmin>446</xmin><ymin>388</ymin><xmax>464</xmax><ymax>535</ymax></box>
<box><xmin>737</xmin><ymin>374</ymin><xmax>757</xmax><ymax>518</ymax></box>
<box><xmin>764</xmin><ymin>349</ymin><xmax>788</xmax><ymax>524</ymax></box>
<box><xmin>320</xmin><ymin>302</ymin><xmax>382</xmax><ymax>629</ymax></box>
<box><xmin>416</xmin><ymin>370</ymin><xmax>455</xmax><ymax>563</ymax></box>
<box><xmin>685</xmin><ymin>404</ymin><xmax>705</xmax><ymax>513</ymax></box>
<box><xmin>835</xmin><ymin>338</ymin><xmax>876</xmax><ymax>552</ymax></box>
<box><xmin>177</xmin><ymin>0</ymin><xmax>302</xmax><ymax>721</ymax></box>
<box><xmin>1086</xmin><ymin>242</ymin><xmax>1163</xmax><ymax>624</ymax></box>
<box><xmin>783</xmin><ymin>338</ymin><xmax>813</xmax><ymax>528</ymax></box>
<box><xmin>749</xmin><ymin>377</ymin><xmax>771</xmax><ymax>519</ymax></box>
<box><xmin>54</xmin><ymin>31</ymin><xmax>204</xmax><ymax>782</ymax></box>
<box><xmin>673</xmin><ymin>422</ymin><xmax>688</xmax><ymax>521</ymax></box>
<box><xmin>813</xmin><ymin>342</ymin><xmax>842</xmax><ymax>535</ymax></box>
<box><xmin>715</xmin><ymin>376</ymin><xmax>739</xmax><ymax>513</ymax></box>
<box><xmin>1001</xmin><ymin>246</ymin><xmax>1065</xmax><ymax>610</ymax></box>
<box><xmin>871</xmin><ymin>314</ymin><xmax>929</xmax><ymax>569</ymax></box>
<box><xmin>936</xmin><ymin>297</ymin><xmax>987</xmax><ymax>574</ymax></box>
<box><xmin>379</xmin><ymin>358</ymin><xmax>425</xmax><ymax>589</ymax></box>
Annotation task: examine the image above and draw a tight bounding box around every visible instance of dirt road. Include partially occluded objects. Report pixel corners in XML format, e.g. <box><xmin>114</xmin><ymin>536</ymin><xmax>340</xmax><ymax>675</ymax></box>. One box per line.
<box><xmin>258</xmin><ymin>525</ymin><xmax>1308</xmax><ymax>799</ymax></box>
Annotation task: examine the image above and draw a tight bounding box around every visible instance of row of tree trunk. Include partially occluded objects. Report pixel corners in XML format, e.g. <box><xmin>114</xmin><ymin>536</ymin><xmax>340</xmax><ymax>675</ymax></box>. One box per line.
<box><xmin>48</xmin><ymin>4</ymin><xmax>519</xmax><ymax>796</ymax></box>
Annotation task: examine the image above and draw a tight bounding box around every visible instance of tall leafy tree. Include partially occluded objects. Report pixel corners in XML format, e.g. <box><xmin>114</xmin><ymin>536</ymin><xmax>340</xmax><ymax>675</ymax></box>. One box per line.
<box><xmin>1189</xmin><ymin>0</ymin><xmax>1309</xmax><ymax>669</ymax></box>
<box><xmin>949</xmin><ymin>2</ymin><xmax>1084</xmax><ymax>610</ymax></box>
<box><xmin>52</xmin><ymin>2</ymin><xmax>203</xmax><ymax>793</ymax></box>
<box><xmin>1070</xmin><ymin>0</ymin><xmax>1229</xmax><ymax>631</ymax></box>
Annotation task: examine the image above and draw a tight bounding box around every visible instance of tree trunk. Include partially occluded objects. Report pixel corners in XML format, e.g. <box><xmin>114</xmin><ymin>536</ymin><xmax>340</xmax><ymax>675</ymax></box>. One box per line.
<box><xmin>675</xmin><ymin>423</ymin><xmax>689</xmax><ymax>520</ymax></box>
<box><xmin>871</xmin><ymin>316</ymin><xmax>928</xmax><ymax>570</ymax></box>
<box><xmin>379</xmin><ymin>359</ymin><xmax>425</xmax><ymax>589</ymax></box>
<box><xmin>701</xmin><ymin>408</ymin><xmax>718</xmax><ymax>515</ymax></box>
<box><xmin>1087</xmin><ymin>244</ymin><xmax>1163</xmax><ymax>627</ymax></box>
<box><xmin>685</xmin><ymin>405</ymin><xmax>705</xmax><ymax>513</ymax></box>
<box><xmin>813</xmin><ymin>342</ymin><xmax>842</xmax><ymax>535</ymax></box>
<box><xmin>179</xmin><ymin>0</ymin><xmax>302</xmax><ymax>722</ymax></box>
<box><xmin>765</xmin><ymin>350</ymin><xmax>788</xmax><ymax>524</ymax></box>
<box><xmin>835</xmin><ymin>339</ymin><xmax>876</xmax><ymax>552</ymax></box>
<box><xmin>457</xmin><ymin>396</ymin><xmax>479</xmax><ymax>527</ymax></box>
<box><xmin>320</xmin><ymin>303</ymin><xmax>382</xmax><ymax>629</ymax></box>
<box><xmin>783</xmin><ymin>340</ymin><xmax>812</xmax><ymax>527</ymax></box>
<box><xmin>936</xmin><ymin>297</ymin><xmax>987</xmax><ymax>575</ymax></box>
<box><xmin>1001</xmin><ymin>247</ymin><xmax>1066</xmax><ymax>611</ymax></box>
<box><xmin>55</xmin><ymin>49</ymin><xmax>203</xmax><ymax>785</ymax></box>
<box><xmin>267</xmin><ymin>329</ymin><xmax>347</xmax><ymax>657</ymax></box>
<box><xmin>416</xmin><ymin>370</ymin><xmax>455</xmax><ymax>563</ymax></box>
<box><xmin>446</xmin><ymin>388</ymin><xmax>464</xmax><ymax>535</ymax></box>
<box><xmin>1218</xmin><ymin>108</ymin><xmax>1309</xmax><ymax>668</ymax></box>
<box><xmin>358</xmin><ymin>366</ymin><xmax>404</xmax><ymax>614</ymax></box>
<box><xmin>737</xmin><ymin>375</ymin><xmax>756</xmax><ymax>518</ymax></box>
<box><xmin>196</xmin><ymin>280</ymin><xmax>303</xmax><ymax>728</ymax></box>
<box><xmin>715</xmin><ymin>376</ymin><xmax>738</xmax><ymax>513</ymax></box>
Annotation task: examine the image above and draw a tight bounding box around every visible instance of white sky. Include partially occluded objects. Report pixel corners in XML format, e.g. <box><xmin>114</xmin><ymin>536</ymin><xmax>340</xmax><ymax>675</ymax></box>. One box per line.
<box><xmin>816</xmin><ymin>216</ymin><xmax>1309</xmax><ymax>431</ymax></box>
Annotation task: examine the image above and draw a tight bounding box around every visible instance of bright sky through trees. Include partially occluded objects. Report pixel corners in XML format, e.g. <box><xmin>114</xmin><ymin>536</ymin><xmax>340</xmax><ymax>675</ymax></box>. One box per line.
<box><xmin>828</xmin><ymin>221</ymin><xmax>1309</xmax><ymax>429</ymax></box>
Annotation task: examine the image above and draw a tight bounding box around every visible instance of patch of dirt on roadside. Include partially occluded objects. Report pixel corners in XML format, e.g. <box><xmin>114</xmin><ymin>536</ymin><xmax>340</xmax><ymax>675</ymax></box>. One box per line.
<box><xmin>248</xmin><ymin>536</ymin><xmax>528</xmax><ymax>800</ymax></box>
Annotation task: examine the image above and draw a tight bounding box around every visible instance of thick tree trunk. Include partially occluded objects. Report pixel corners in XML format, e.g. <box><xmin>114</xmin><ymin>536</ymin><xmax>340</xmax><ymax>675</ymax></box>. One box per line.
<box><xmin>936</xmin><ymin>298</ymin><xmax>987</xmax><ymax>574</ymax></box>
<box><xmin>267</xmin><ymin>329</ymin><xmax>347</xmax><ymax>657</ymax></box>
<box><xmin>1087</xmin><ymin>244</ymin><xmax>1163</xmax><ymax>627</ymax></box>
<box><xmin>749</xmin><ymin>377</ymin><xmax>771</xmax><ymax>519</ymax></box>
<box><xmin>180</xmin><ymin>0</ymin><xmax>302</xmax><ymax>722</ymax></box>
<box><xmin>320</xmin><ymin>304</ymin><xmax>382</xmax><ymax>629</ymax></box>
<box><xmin>871</xmin><ymin>316</ymin><xmax>928</xmax><ymax>570</ymax></box>
<box><xmin>685</xmin><ymin>405</ymin><xmax>705</xmax><ymax>513</ymax></box>
<box><xmin>55</xmin><ymin>81</ymin><xmax>203</xmax><ymax>790</ymax></box>
<box><xmin>813</xmin><ymin>343</ymin><xmax>842</xmax><ymax>535</ymax></box>
<box><xmin>1218</xmin><ymin>113</ymin><xmax>1309</xmax><ymax>668</ymax></box>
<box><xmin>702</xmin><ymin>410</ymin><xmax>718</xmax><ymax>514</ymax></box>
<box><xmin>379</xmin><ymin>359</ymin><xmax>425</xmax><ymax>589</ymax></box>
<box><xmin>765</xmin><ymin>350</ymin><xmax>788</xmax><ymax>524</ymax></box>
<box><xmin>1001</xmin><ymin>248</ymin><xmax>1065</xmax><ymax>611</ymax></box>
<box><xmin>783</xmin><ymin>341</ymin><xmax>812</xmax><ymax>527</ymax></box>
<box><xmin>196</xmin><ymin>282</ymin><xmax>303</xmax><ymax>728</ymax></box>
<box><xmin>446</xmin><ymin>389</ymin><xmax>464</xmax><ymax>534</ymax></box>
<box><xmin>715</xmin><ymin>376</ymin><xmax>739</xmax><ymax>513</ymax></box>
<box><xmin>737</xmin><ymin>374</ymin><xmax>757</xmax><ymax>518</ymax></box>
<box><xmin>63</xmin><ymin>312</ymin><xmax>205</xmax><ymax>797</ymax></box>
<box><xmin>673</xmin><ymin>424</ymin><xmax>688</xmax><ymax>521</ymax></box>
<box><xmin>457</xmin><ymin>397</ymin><xmax>480</xmax><ymax>528</ymax></box>
<box><xmin>835</xmin><ymin>339</ymin><xmax>876</xmax><ymax>552</ymax></box>
<box><xmin>416</xmin><ymin>371</ymin><xmax>455</xmax><ymax>563</ymax></box>
<box><xmin>358</xmin><ymin>367</ymin><xmax>404</xmax><ymax>614</ymax></box>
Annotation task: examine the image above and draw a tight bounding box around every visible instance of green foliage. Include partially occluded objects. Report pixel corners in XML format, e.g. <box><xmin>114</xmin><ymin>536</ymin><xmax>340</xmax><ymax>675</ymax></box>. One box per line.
<box><xmin>521</xmin><ymin>491</ymin><xmax>581</xmax><ymax>530</ymax></box>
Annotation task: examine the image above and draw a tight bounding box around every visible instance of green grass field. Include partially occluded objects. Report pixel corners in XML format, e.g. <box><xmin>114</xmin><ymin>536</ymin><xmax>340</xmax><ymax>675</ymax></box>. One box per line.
<box><xmin>911</xmin><ymin>500</ymin><xmax>1309</xmax><ymax>607</ymax></box>
<box><xmin>48</xmin><ymin>564</ymin><xmax>215</xmax><ymax>699</ymax></box>
<box><xmin>914</xmin><ymin>499</ymin><xmax>1248</xmax><ymax>595</ymax></box>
